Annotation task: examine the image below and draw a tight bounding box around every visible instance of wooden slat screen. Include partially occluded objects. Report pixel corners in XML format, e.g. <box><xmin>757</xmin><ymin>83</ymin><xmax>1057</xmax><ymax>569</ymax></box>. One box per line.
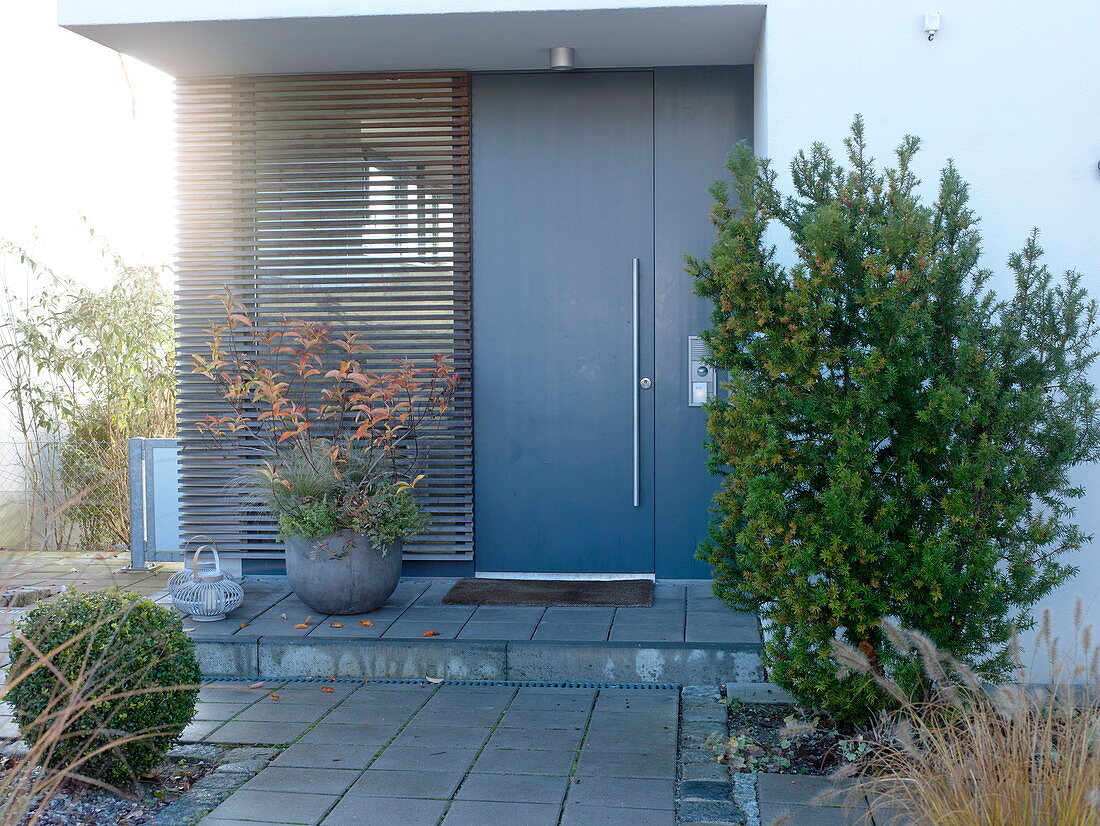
<box><xmin>175</xmin><ymin>73</ymin><xmax>472</xmax><ymax>560</ymax></box>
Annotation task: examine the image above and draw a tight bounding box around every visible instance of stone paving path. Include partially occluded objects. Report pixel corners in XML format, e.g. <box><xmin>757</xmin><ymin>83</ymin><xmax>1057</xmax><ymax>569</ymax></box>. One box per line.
<box><xmin>191</xmin><ymin>681</ymin><xmax>680</xmax><ymax>826</ymax></box>
<box><xmin>0</xmin><ymin>552</ymin><xmax>873</xmax><ymax>824</ymax></box>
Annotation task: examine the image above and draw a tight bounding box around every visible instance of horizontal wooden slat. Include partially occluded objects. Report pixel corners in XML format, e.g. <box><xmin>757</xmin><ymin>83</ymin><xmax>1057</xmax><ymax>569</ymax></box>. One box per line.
<box><xmin>176</xmin><ymin>72</ymin><xmax>473</xmax><ymax>561</ymax></box>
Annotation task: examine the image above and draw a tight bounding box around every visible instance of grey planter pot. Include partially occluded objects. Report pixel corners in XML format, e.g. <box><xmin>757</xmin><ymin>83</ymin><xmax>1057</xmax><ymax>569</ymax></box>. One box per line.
<box><xmin>284</xmin><ymin>531</ymin><xmax>402</xmax><ymax>615</ymax></box>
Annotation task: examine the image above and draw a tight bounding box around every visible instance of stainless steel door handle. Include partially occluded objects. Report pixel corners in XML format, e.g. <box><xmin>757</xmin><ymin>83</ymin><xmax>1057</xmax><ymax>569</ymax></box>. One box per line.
<box><xmin>632</xmin><ymin>258</ymin><xmax>640</xmax><ymax>508</ymax></box>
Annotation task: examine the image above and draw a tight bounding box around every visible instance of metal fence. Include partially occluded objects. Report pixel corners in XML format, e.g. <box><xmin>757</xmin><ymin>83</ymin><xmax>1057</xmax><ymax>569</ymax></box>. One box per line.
<box><xmin>0</xmin><ymin>439</ymin><xmax>130</xmax><ymax>553</ymax></box>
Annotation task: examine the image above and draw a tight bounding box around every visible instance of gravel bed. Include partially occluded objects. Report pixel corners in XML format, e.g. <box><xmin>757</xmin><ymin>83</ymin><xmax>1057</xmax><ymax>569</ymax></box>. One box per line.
<box><xmin>0</xmin><ymin>743</ymin><xmax>275</xmax><ymax>826</ymax></box>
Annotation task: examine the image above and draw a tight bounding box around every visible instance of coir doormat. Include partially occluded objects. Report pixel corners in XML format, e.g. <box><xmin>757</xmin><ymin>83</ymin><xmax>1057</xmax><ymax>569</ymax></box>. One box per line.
<box><xmin>441</xmin><ymin>578</ymin><xmax>653</xmax><ymax>607</ymax></box>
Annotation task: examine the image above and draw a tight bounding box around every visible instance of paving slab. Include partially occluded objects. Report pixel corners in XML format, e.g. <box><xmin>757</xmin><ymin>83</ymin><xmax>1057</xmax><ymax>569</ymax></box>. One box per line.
<box><xmin>561</xmin><ymin>805</ymin><xmax>677</xmax><ymax>825</ymax></box>
<box><xmin>472</xmin><ymin>747</ymin><xmax>578</xmax><ymax>776</ymax></box>
<box><xmin>487</xmin><ymin>724</ymin><xmax>585</xmax><ymax>751</ymax></box>
<box><xmin>412</xmin><ymin>706</ymin><xmax>505</xmax><ymax>727</ymax></box>
<box><xmin>369</xmin><ymin>744</ymin><xmax>482</xmax><ymax>773</ymax></box>
<box><xmin>540</xmin><ymin>606</ymin><xmax>617</xmax><ymax>623</ymax></box>
<box><xmin>241</xmin><ymin>767</ymin><xmax>360</xmax><ymax>796</ymax></box>
<box><xmin>208</xmin><ymin>720</ymin><xmax>313</xmax><ymax>744</ymax></box>
<box><xmin>467</xmin><ymin>606</ymin><xmax>546</xmax><ymax>622</ymax></box>
<box><xmin>295</xmin><ymin>722</ymin><xmax>400</xmax><ymax>745</ymax></box>
<box><xmin>441</xmin><ymin>800</ymin><xmax>561</xmax><ymax>826</ymax></box>
<box><xmin>566</xmin><ymin>775</ymin><xmax>675</xmax><ymax>809</ymax></box>
<box><xmin>457</xmin><ymin>621</ymin><xmax>540</xmax><ymax>639</ymax></box>
<box><xmin>205</xmin><ymin>790</ymin><xmax>338</xmax><ymax>825</ymax></box>
<box><xmin>271</xmin><ymin>742</ymin><xmax>383</xmax><ymax>769</ymax></box>
<box><xmin>510</xmin><ymin>687</ymin><xmax>597</xmax><ymax>711</ymax></box>
<box><xmin>390</xmin><ymin>724</ymin><xmax>492</xmax><ymax>750</ymax></box>
<box><xmin>584</xmin><ymin>726</ymin><xmax>677</xmax><ymax>752</ymax></box>
<box><xmin>531</xmin><ymin>622</ymin><xmax>612</xmax><ymax>641</ymax></box>
<box><xmin>454</xmin><ymin>772</ymin><xmax>569</xmax><ymax>804</ymax></box>
<box><xmin>497</xmin><ymin>707</ymin><xmax>589</xmax><ymax>729</ymax></box>
<box><xmin>233</xmin><ymin>701</ymin><xmax>329</xmax><ymax>723</ymax></box>
<box><xmin>345</xmin><ymin>768</ymin><xmax>467</xmax><ymax>800</ymax></box>
<box><xmin>421</xmin><ymin>687</ymin><xmax>515</xmax><ymax>709</ymax></box>
<box><xmin>193</xmin><ymin>702</ymin><xmax>253</xmax><ymax>722</ymax></box>
<box><xmin>320</xmin><ymin>796</ymin><xmax>447</xmax><ymax>826</ymax></box>
<box><xmin>575</xmin><ymin>748</ymin><xmax>678</xmax><ymax>779</ymax></box>
<box><xmin>180</xmin><ymin>719</ymin><xmax>224</xmax><ymax>742</ymax></box>
<box><xmin>758</xmin><ymin>802</ymin><xmax>862</xmax><ymax>826</ymax></box>
<box><xmin>756</xmin><ymin>772</ymin><xmax>838</xmax><ymax>804</ymax></box>
<box><xmin>321</xmin><ymin>704</ymin><xmax>423</xmax><ymax>725</ymax></box>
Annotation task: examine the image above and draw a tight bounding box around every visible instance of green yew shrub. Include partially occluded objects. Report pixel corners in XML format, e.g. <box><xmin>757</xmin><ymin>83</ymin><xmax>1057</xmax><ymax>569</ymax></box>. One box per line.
<box><xmin>6</xmin><ymin>589</ymin><xmax>201</xmax><ymax>784</ymax></box>
<box><xmin>690</xmin><ymin>117</ymin><xmax>1100</xmax><ymax>722</ymax></box>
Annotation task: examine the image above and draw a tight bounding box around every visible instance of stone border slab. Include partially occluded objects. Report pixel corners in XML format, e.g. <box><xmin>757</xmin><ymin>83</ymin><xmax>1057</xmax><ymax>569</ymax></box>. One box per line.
<box><xmin>676</xmin><ymin>685</ymin><xmax>755</xmax><ymax>826</ymax></box>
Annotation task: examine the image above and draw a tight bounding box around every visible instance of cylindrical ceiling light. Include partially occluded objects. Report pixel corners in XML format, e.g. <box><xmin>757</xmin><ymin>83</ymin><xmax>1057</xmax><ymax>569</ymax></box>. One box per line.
<box><xmin>549</xmin><ymin>46</ymin><xmax>575</xmax><ymax>71</ymax></box>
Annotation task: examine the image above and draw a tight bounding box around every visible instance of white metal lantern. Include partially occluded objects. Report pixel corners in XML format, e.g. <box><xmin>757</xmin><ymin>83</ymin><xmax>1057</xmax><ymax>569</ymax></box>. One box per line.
<box><xmin>168</xmin><ymin>536</ymin><xmax>238</xmax><ymax>592</ymax></box>
<box><xmin>172</xmin><ymin>545</ymin><xmax>244</xmax><ymax>622</ymax></box>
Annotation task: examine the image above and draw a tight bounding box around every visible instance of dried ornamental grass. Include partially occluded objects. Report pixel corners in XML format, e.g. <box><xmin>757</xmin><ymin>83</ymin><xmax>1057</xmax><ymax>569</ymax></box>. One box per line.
<box><xmin>827</xmin><ymin>604</ymin><xmax>1100</xmax><ymax>826</ymax></box>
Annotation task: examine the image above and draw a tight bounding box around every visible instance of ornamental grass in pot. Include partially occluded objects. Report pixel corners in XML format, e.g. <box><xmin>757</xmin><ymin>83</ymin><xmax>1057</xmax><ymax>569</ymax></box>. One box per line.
<box><xmin>192</xmin><ymin>290</ymin><xmax>459</xmax><ymax>614</ymax></box>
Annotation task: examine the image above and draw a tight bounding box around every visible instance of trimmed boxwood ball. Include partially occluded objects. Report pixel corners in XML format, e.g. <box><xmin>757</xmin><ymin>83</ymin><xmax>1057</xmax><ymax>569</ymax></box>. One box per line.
<box><xmin>6</xmin><ymin>589</ymin><xmax>201</xmax><ymax>785</ymax></box>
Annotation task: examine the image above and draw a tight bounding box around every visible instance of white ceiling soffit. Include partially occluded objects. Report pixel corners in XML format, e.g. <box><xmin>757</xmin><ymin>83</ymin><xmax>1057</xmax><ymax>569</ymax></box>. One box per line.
<box><xmin>62</xmin><ymin>5</ymin><xmax>765</xmax><ymax>77</ymax></box>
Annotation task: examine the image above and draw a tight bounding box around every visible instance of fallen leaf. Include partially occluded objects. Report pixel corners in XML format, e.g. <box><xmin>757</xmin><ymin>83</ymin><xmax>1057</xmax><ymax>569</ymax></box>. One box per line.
<box><xmin>327</xmin><ymin>675</ymin><xmax>336</xmax><ymax>681</ymax></box>
<box><xmin>425</xmin><ymin>677</ymin><xmax>444</xmax><ymax>684</ymax></box>
<box><xmin>269</xmin><ymin>694</ymin><xmax>280</xmax><ymax>701</ymax></box>
<box><xmin>239</xmin><ymin>622</ymin><xmax>249</xmax><ymax>629</ymax></box>
<box><xmin>330</xmin><ymin>622</ymin><xmax>343</xmax><ymax>628</ymax></box>
<box><xmin>293</xmin><ymin>622</ymin><xmax>309</xmax><ymax>629</ymax></box>
<box><xmin>305</xmin><ymin>614</ymin><xmax>313</xmax><ymax>623</ymax></box>
<box><xmin>423</xmin><ymin>630</ymin><xmax>440</xmax><ymax>637</ymax></box>
<box><xmin>359</xmin><ymin>619</ymin><xmax>373</xmax><ymax>627</ymax></box>
<box><xmin>321</xmin><ymin>686</ymin><xmax>335</xmax><ymax>693</ymax></box>
<box><xmin>183</xmin><ymin>627</ymin><xmax>196</xmax><ymax>632</ymax></box>
<box><xmin>279</xmin><ymin>613</ymin><xmax>287</xmax><ymax>620</ymax></box>
<box><xmin>248</xmin><ymin>681</ymin><xmax>265</xmax><ymax>689</ymax></box>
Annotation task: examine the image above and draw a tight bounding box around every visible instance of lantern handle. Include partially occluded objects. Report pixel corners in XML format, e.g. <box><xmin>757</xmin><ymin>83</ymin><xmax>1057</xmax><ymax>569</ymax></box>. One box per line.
<box><xmin>191</xmin><ymin>543</ymin><xmax>223</xmax><ymax>582</ymax></box>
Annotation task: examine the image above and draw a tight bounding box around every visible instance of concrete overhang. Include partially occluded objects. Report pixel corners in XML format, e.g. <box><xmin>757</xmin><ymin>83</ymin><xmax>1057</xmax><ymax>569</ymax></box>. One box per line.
<box><xmin>58</xmin><ymin>2</ymin><xmax>765</xmax><ymax>77</ymax></box>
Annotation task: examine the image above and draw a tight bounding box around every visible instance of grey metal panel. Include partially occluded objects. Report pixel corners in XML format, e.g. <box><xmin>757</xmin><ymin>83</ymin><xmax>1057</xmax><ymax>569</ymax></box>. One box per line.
<box><xmin>653</xmin><ymin>66</ymin><xmax>754</xmax><ymax>578</ymax></box>
<box><xmin>472</xmin><ymin>71</ymin><xmax>655</xmax><ymax>573</ymax></box>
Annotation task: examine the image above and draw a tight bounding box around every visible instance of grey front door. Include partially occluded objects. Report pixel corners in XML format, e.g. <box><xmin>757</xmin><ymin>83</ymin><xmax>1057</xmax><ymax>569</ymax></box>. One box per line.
<box><xmin>472</xmin><ymin>72</ymin><xmax>656</xmax><ymax>574</ymax></box>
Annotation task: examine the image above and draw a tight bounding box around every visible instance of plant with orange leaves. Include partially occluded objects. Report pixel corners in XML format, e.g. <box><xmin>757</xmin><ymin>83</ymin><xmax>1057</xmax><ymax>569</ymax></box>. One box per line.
<box><xmin>191</xmin><ymin>290</ymin><xmax>459</xmax><ymax>547</ymax></box>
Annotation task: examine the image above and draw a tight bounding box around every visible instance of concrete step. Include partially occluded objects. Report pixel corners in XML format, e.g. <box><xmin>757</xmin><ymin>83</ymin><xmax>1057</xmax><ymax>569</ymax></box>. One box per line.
<box><xmin>172</xmin><ymin>578</ymin><xmax>766</xmax><ymax>685</ymax></box>
<box><xmin>193</xmin><ymin>634</ymin><xmax>764</xmax><ymax>685</ymax></box>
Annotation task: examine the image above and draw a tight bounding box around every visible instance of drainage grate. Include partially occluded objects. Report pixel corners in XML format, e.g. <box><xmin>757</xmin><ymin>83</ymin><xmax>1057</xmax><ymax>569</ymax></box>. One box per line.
<box><xmin>202</xmin><ymin>675</ymin><xmax>680</xmax><ymax>690</ymax></box>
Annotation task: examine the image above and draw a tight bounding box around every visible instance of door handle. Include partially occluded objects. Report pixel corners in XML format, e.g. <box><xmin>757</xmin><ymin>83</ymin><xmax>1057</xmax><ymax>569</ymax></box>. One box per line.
<box><xmin>632</xmin><ymin>257</ymin><xmax>640</xmax><ymax>508</ymax></box>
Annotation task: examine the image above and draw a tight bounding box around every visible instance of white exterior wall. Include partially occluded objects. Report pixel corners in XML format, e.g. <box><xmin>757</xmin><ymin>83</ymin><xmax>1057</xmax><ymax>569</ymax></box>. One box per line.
<box><xmin>758</xmin><ymin>0</ymin><xmax>1100</xmax><ymax>677</ymax></box>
